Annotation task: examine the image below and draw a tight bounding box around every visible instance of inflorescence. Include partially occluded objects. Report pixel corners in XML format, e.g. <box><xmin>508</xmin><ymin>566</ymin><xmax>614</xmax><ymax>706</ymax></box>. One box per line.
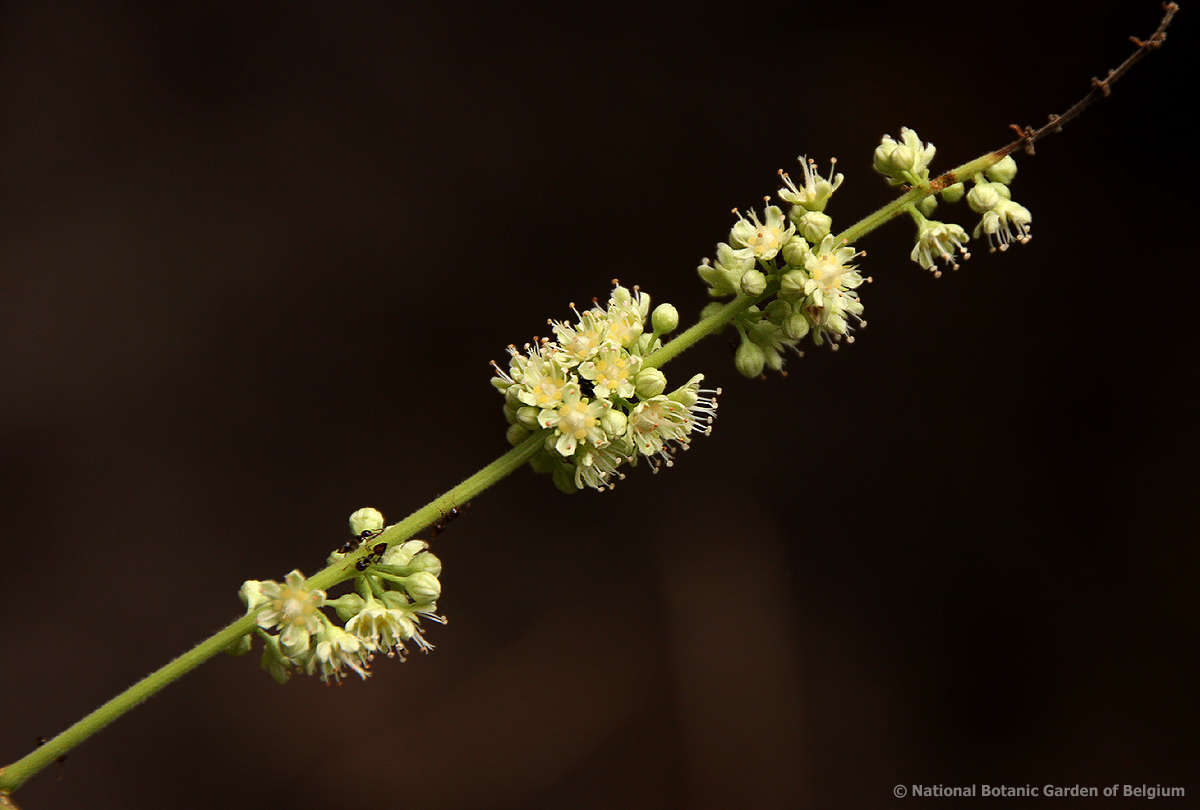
<box><xmin>492</xmin><ymin>283</ymin><xmax>720</xmax><ymax>493</ymax></box>
<box><xmin>231</xmin><ymin>507</ymin><xmax>446</xmax><ymax>684</ymax></box>
<box><xmin>698</xmin><ymin>127</ymin><xmax>1032</xmax><ymax>376</ymax></box>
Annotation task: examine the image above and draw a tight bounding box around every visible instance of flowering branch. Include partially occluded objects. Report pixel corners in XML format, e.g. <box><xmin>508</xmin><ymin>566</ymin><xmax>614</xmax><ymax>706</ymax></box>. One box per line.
<box><xmin>0</xmin><ymin>4</ymin><xmax>1178</xmax><ymax>801</ymax></box>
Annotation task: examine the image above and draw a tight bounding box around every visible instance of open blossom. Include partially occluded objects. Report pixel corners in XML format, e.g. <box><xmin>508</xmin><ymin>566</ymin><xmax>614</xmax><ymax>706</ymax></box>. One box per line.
<box><xmin>538</xmin><ymin>383</ymin><xmax>609</xmax><ymax>457</ymax></box>
<box><xmin>912</xmin><ymin>219</ymin><xmax>971</xmax><ymax>273</ymax></box>
<box><xmin>778</xmin><ymin>156</ymin><xmax>843</xmax><ymax>212</ymax></box>
<box><xmin>730</xmin><ymin>205</ymin><xmax>795</xmax><ymax>260</ymax></box>
<box><xmin>254</xmin><ymin>570</ymin><xmax>326</xmax><ymax>656</ymax></box>
<box><xmin>974</xmin><ymin>199</ymin><xmax>1032</xmax><ymax>252</ymax></box>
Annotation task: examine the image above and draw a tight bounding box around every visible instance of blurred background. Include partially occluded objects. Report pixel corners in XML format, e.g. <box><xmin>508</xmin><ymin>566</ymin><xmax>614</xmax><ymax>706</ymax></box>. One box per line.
<box><xmin>1</xmin><ymin>1</ymin><xmax>1196</xmax><ymax>807</ymax></box>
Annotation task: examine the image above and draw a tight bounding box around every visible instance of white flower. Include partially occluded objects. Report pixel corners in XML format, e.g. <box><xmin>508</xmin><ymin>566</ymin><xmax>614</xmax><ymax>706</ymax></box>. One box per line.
<box><xmin>973</xmin><ymin>199</ymin><xmax>1032</xmax><ymax>252</ymax></box>
<box><xmin>668</xmin><ymin>373</ymin><xmax>721</xmax><ymax>432</ymax></box>
<box><xmin>573</xmin><ymin>441</ymin><xmax>633</xmax><ymax>491</ymax></box>
<box><xmin>537</xmin><ymin>383</ymin><xmax>609</xmax><ymax>456</ymax></box>
<box><xmin>627</xmin><ymin>395</ymin><xmax>694</xmax><ymax>467</ymax></box>
<box><xmin>778</xmin><ymin>156</ymin><xmax>844</xmax><ymax>212</ymax></box>
<box><xmin>729</xmin><ymin>205</ymin><xmax>795</xmax><ymax>260</ymax></box>
<box><xmin>801</xmin><ymin>235</ymin><xmax>866</xmax><ymax>307</ymax></box>
<box><xmin>578</xmin><ymin>347</ymin><xmax>641</xmax><ymax>399</ymax></box>
<box><xmin>515</xmin><ymin>353</ymin><xmax>573</xmax><ymax>409</ymax></box>
<box><xmin>255</xmin><ymin>570</ymin><xmax>326</xmax><ymax>657</ymax></box>
<box><xmin>911</xmin><ymin>219</ymin><xmax>971</xmax><ymax>274</ymax></box>
<box><xmin>345</xmin><ymin>600</ymin><xmax>417</xmax><ymax>656</ymax></box>
<box><xmin>551</xmin><ymin>307</ymin><xmax>609</xmax><ymax>366</ymax></box>
<box><xmin>306</xmin><ymin>625</ymin><xmax>371</xmax><ymax>684</ymax></box>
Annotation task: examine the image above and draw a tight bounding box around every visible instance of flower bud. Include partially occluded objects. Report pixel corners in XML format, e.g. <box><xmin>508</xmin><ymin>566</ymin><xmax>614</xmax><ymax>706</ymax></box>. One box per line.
<box><xmin>330</xmin><ymin>593</ymin><xmax>365</xmax><ymax>622</ymax></box>
<box><xmin>635</xmin><ymin>368</ymin><xmax>667</xmax><ymax>398</ymax></box>
<box><xmin>407</xmin><ymin>551</ymin><xmax>443</xmax><ymax>578</ymax></box>
<box><xmin>528</xmin><ymin>449</ymin><xmax>558</xmax><ymax>474</ymax></box>
<box><xmin>794</xmin><ymin>210</ymin><xmax>832</xmax><ymax>243</ymax></box>
<box><xmin>781</xmin><ymin>237</ymin><xmax>811</xmax><ymax>267</ymax></box>
<box><xmin>516</xmin><ymin>405</ymin><xmax>540</xmax><ymax>429</ymax></box>
<box><xmin>650</xmin><ymin>303</ymin><xmax>679</xmax><ymax>334</ymax></box>
<box><xmin>783</xmin><ymin>312</ymin><xmax>810</xmax><ymax>340</ymax></box>
<box><xmin>967</xmin><ymin>183</ymin><xmax>1001</xmax><ymax>213</ymax></box>
<box><xmin>940</xmin><ymin>182</ymin><xmax>965</xmax><ymax>203</ymax></box>
<box><xmin>740</xmin><ymin>269</ymin><xmax>767</xmax><ymax>296</ymax></box>
<box><xmin>402</xmin><ymin>572</ymin><xmax>442</xmax><ymax>604</ymax></box>
<box><xmin>224</xmin><ymin>633</ymin><xmax>253</xmax><ymax>657</ymax></box>
<box><xmin>239</xmin><ymin>580</ymin><xmax>267</xmax><ymax>612</ymax></box>
<box><xmin>985</xmin><ymin>155</ymin><xmax>1017</xmax><ymax>185</ymax></box>
<box><xmin>381</xmin><ymin>539</ymin><xmax>429</xmax><ymax>568</ymax></box>
<box><xmin>505</xmin><ymin>423</ymin><xmax>529</xmax><ymax>446</ymax></box>
<box><xmin>735</xmin><ymin>339</ymin><xmax>765</xmax><ymax>378</ymax></box>
<box><xmin>763</xmin><ymin>299</ymin><xmax>791</xmax><ymax>324</ymax></box>
<box><xmin>700</xmin><ymin>302</ymin><xmax>724</xmax><ymax>320</ymax></box>
<box><xmin>348</xmin><ymin>507</ymin><xmax>384</xmax><ymax>538</ymax></box>
<box><xmin>917</xmin><ymin>195</ymin><xmax>937</xmax><ymax>217</ymax></box>
<box><xmin>780</xmin><ymin>269</ymin><xmax>808</xmax><ymax>298</ymax></box>
<box><xmin>601</xmin><ymin>408</ymin><xmax>627</xmax><ymax>436</ymax></box>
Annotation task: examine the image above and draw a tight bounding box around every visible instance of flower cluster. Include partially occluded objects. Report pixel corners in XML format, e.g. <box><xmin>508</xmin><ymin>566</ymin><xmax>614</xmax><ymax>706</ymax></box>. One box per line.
<box><xmin>492</xmin><ymin>283</ymin><xmax>720</xmax><ymax>492</ymax></box>
<box><xmin>871</xmin><ymin>130</ymin><xmax>1031</xmax><ymax>273</ymax></box>
<box><xmin>231</xmin><ymin>507</ymin><xmax>446</xmax><ymax>684</ymax></box>
<box><xmin>697</xmin><ymin>155</ymin><xmax>868</xmax><ymax>375</ymax></box>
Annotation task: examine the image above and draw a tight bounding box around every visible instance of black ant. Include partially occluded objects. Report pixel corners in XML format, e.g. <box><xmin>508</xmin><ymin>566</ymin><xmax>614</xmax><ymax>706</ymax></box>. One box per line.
<box><xmin>352</xmin><ymin>536</ymin><xmax>390</xmax><ymax>572</ymax></box>
<box><xmin>339</xmin><ymin>527</ymin><xmax>384</xmax><ymax>555</ymax></box>
<box><xmin>431</xmin><ymin>502</ymin><xmax>470</xmax><ymax>537</ymax></box>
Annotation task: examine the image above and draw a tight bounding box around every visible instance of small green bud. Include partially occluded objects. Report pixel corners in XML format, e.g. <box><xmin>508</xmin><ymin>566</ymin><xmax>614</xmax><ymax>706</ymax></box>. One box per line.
<box><xmin>740</xmin><ymin>269</ymin><xmax>767</xmax><ymax>296</ymax></box>
<box><xmin>633</xmin><ymin>332</ymin><xmax>659</xmax><ymax>356</ymax></box>
<box><xmin>505</xmin><ymin>423</ymin><xmax>529</xmax><ymax>446</ymax></box>
<box><xmin>747</xmin><ymin>320</ymin><xmax>778</xmax><ymax>346</ymax></box>
<box><xmin>600</xmin><ymin>408</ymin><xmax>627</xmax><ymax>436</ymax></box>
<box><xmin>700</xmin><ymin>302</ymin><xmax>724</xmax><ymax>320</ymax></box>
<box><xmin>735</xmin><ymin>339</ymin><xmax>765</xmax><ymax>378</ymax></box>
<box><xmin>967</xmin><ymin>183</ymin><xmax>1002</xmax><ymax>213</ymax></box>
<box><xmin>635</xmin><ymin>368</ymin><xmax>668</xmax><ymax>398</ymax></box>
<box><xmin>502</xmin><ymin>403</ymin><xmax>517</xmax><ymax>425</ymax></box>
<box><xmin>329</xmin><ymin>593</ymin><xmax>365</xmax><ymax>622</ymax></box>
<box><xmin>381</xmin><ymin>539</ymin><xmax>429</xmax><ymax>569</ymax></box>
<box><xmin>504</xmin><ymin>385</ymin><xmax>523</xmax><ymax>409</ymax></box>
<box><xmin>516</xmin><ymin>405</ymin><xmax>540</xmax><ymax>430</ymax></box>
<box><xmin>917</xmin><ymin>195</ymin><xmax>937</xmax><ymax>217</ymax></box>
<box><xmin>406</xmin><ymin>550</ymin><xmax>442</xmax><ymax>578</ymax></box>
<box><xmin>985</xmin><ymin>155</ymin><xmax>1017</xmax><ymax>185</ymax></box>
<box><xmin>783</xmin><ymin>312</ymin><xmax>810</xmax><ymax>340</ymax></box>
<box><xmin>781</xmin><ymin>237</ymin><xmax>811</xmax><ymax>267</ymax></box>
<box><xmin>794</xmin><ymin>210</ymin><xmax>832</xmax><ymax>243</ymax></box>
<box><xmin>259</xmin><ymin>635</ymin><xmax>292</xmax><ymax>685</ymax></box>
<box><xmin>348</xmin><ymin>507</ymin><xmax>384</xmax><ymax>539</ymax></box>
<box><xmin>402</xmin><ymin>571</ymin><xmax>441</xmax><ymax>604</ymax></box>
<box><xmin>940</xmin><ymin>182</ymin><xmax>965</xmax><ymax>203</ymax></box>
<box><xmin>763</xmin><ymin>299</ymin><xmax>791</xmax><ymax>324</ymax></box>
<box><xmin>889</xmin><ymin>144</ymin><xmax>916</xmax><ymax>173</ymax></box>
<box><xmin>528</xmin><ymin>450</ymin><xmax>558</xmax><ymax>475</ymax></box>
<box><xmin>650</xmin><ymin>303</ymin><xmax>679</xmax><ymax>334</ymax></box>
<box><xmin>780</xmin><ymin>269</ymin><xmax>808</xmax><ymax>298</ymax></box>
<box><xmin>239</xmin><ymin>580</ymin><xmax>267</xmax><ymax>613</ymax></box>
<box><xmin>552</xmin><ymin>464</ymin><xmax>579</xmax><ymax>494</ymax></box>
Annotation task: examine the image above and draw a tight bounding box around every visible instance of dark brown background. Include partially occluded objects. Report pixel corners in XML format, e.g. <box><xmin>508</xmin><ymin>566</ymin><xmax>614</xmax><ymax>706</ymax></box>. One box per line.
<box><xmin>2</xmin><ymin>1</ymin><xmax>1196</xmax><ymax>808</ymax></box>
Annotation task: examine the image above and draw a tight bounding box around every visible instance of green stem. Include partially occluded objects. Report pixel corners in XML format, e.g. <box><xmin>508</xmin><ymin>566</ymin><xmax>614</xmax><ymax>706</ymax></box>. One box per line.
<box><xmin>0</xmin><ymin>144</ymin><xmax>1010</xmax><ymax>798</ymax></box>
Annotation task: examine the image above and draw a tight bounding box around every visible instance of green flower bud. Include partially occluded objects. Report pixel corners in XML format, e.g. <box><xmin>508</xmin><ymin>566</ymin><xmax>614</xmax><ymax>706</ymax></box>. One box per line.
<box><xmin>781</xmin><ymin>237</ymin><xmax>811</xmax><ymax>267</ymax></box>
<box><xmin>635</xmin><ymin>368</ymin><xmax>668</xmax><ymax>398</ymax></box>
<box><xmin>747</xmin><ymin>320</ymin><xmax>778</xmax><ymax>346</ymax></box>
<box><xmin>650</xmin><ymin>303</ymin><xmax>679</xmax><ymax>335</ymax></box>
<box><xmin>740</xmin><ymin>269</ymin><xmax>767</xmax><ymax>296</ymax></box>
<box><xmin>735</xmin><ymin>339</ymin><xmax>765</xmax><ymax>378</ymax></box>
<box><xmin>348</xmin><ymin>507</ymin><xmax>384</xmax><ymax>538</ymax></box>
<box><xmin>889</xmin><ymin>144</ymin><xmax>915</xmax><ymax>173</ymax></box>
<box><xmin>239</xmin><ymin>580</ymin><xmax>267</xmax><ymax>612</ymax></box>
<box><xmin>633</xmin><ymin>332</ymin><xmax>659</xmax><ymax>356</ymax></box>
<box><xmin>794</xmin><ymin>210</ymin><xmax>832</xmax><ymax>243</ymax></box>
<box><xmin>917</xmin><ymin>195</ymin><xmax>937</xmax><ymax>217</ymax></box>
<box><xmin>985</xmin><ymin>155</ymin><xmax>1017</xmax><ymax>185</ymax></box>
<box><xmin>763</xmin><ymin>299</ymin><xmax>791</xmax><ymax>324</ymax></box>
<box><xmin>406</xmin><ymin>550</ymin><xmax>442</xmax><ymax>578</ymax></box>
<box><xmin>780</xmin><ymin>269</ymin><xmax>808</xmax><ymax>298</ymax></box>
<box><xmin>506</xmin><ymin>423</ymin><xmax>529</xmax><ymax>446</ymax></box>
<box><xmin>783</xmin><ymin>312</ymin><xmax>810</xmax><ymax>340</ymax></box>
<box><xmin>259</xmin><ymin>635</ymin><xmax>292</xmax><ymax>684</ymax></box>
<box><xmin>967</xmin><ymin>183</ymin><xmax>1002</xmax><ymax>213</ymax></box>
<box><xmin>940</xmin><ymin>182</ymin><xmax>965</xmax><ymax>203</ymax></box>
<box><xmin>381</xmin><ymin>539</ymin><xmax>429</xmax><ymax>568</ymax></box>
<box><xmin>700</xmin><ymin>302</ymin><xmax>724</xmax><ymax>320</ymax></box>
<box><xmin>329</xmin><ymin>593</ymin><xmax>365</xmax><ymax>622</ymax></box>
<box><xmin>600</xmin><ymin>408</ymin><xmax>627</xmax><ymax>436</ymax></box>
<box><xmin>402</xmin><ymin>571</ymin><xmax>441</xmax><ymax>604</ymax></box>
<box><xmin>504</xmin><ymin>385</ymin><xmax>523</xmax><ymax>409</ymax></box>
<box><xmin>516</xmin><ymin>405</ymin><xmax>540</xmax><ymax>430</ymax></box>
<box><xmin>502</xmin><ymin>403</ymin><xmax>517</xmax><ymax>425</ymax></box>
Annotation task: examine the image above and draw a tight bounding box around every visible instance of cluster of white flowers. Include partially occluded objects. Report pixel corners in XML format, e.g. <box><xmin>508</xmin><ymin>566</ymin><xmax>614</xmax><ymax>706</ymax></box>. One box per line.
<box><xmin>492</xmin><ymin>283</ymin><xmax>720</xmax><ymax>492</ymax></box>
<box><xmin>233</xmin><ymin>508</ymin><xmax>446</xmax><ymax>684</ymax></box>
<box><xmin>697</xmin><ymin>155</ymin><xmax>868</xmax><ymax>375</ymax></box>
